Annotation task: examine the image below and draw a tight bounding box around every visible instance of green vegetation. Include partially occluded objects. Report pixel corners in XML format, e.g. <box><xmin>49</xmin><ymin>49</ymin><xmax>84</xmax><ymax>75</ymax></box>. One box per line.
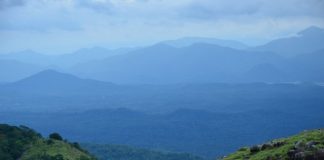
<box><xmin>0</xmin><ymin>124</ymin><xmax>41</xmax><ymax>160</ymax></box>
<box><xmin>49</xmin><ymin>133</ymin><xmax>63</xmax><ymax>141</ymax></box>
<box><xmin>82</xmin><ymin>143</ymin><xmax>204</xmax><ymax>160</ymax></box>
<box><xmin>223</xmin><ymin>129</ymin><xmax>324</xmax><ymax>160</ymax></box>
<box><xmin>0</xmin><ymin>124</ymin><xmax>96</xmax><ymax>160</ymax></box>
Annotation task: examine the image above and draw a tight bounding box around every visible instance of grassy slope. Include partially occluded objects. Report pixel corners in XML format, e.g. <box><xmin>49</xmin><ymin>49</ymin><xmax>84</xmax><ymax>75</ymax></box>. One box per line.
<box><xmin>224</xmin><ymin>129</ymin><xmax>324</xmax><ymax>160</ymax></box>
<box><xmin>21</xmin><ymin>139</ymin><xmax>94</xmax><ymax>160</ymax></box>
<box><xmin>0</xmin><ymin>124</ymin><xmax>95</xmax><ymax>160</ymax></box>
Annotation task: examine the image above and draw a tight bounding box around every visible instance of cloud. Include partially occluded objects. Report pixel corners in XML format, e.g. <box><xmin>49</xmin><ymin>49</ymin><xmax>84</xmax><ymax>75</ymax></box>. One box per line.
<box><xmin>0</xmin><ymin>0</ymin><xmax>83</xmax><ymax>31</ymax></box>
<box><xmin>178</xmin><ymin>0</ymin><xmax>324</xmax><ymax>20</ymax></box>
<box><xmin>0</xmin><ymin>0</ymin><xmax>25</xmax><ymax>10</ymax></box>
<box><xmin>0</xmin><ymin>0</ymin><xmax>324</xmax><ymax>53</ymax></box>
<box><xmin>77</xmin><ymin>0</ymin><xmax>114</xmax><ymax>13</ymax></box>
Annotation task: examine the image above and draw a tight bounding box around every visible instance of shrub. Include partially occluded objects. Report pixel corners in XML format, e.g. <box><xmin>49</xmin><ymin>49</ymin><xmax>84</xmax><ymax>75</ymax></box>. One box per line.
<box><xmin>49</xmin><ymin>133</ymin><xmax>63</xmax><ymax>141</ymax></box>
<box><xmin>46</xmin><ymin>139</ymin><xmax>54</xmax><ymax>145</ymax></box>
<box><xmin>261</xmin><ymin>144</ymin><xmax>273</xmax><ymax>150</ymax></box>
<box><xmin>238</xmin><ymin>147</ymin><xmax>248</xmax><ymax>151</ymax></box>
<box><xmin>250</xmin><ymin>145</ymin><xmax>260</xmax><ymax>154</ymax></box>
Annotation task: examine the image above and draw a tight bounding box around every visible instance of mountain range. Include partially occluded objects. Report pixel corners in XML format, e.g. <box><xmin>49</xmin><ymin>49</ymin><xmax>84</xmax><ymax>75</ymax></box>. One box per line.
<box><xmin>0</xmin><ymin>47</ymin><xmax>132</xmax><ymax>70</ymax></box>
<box><xmin>0</xmin><ymin>65</ymin><xmax>324</xmax><ymax>158</ymax></box>
<box><xmin>252</xmin><ymin>26</ymin><xmax>324</xmax><ymax>57</ymax></box>
<box><xmin>1</xmin><ymin>26</ymin><xmax>323</xmax><ymax>84</ymax></box>
<box><xmin>1</xmin><ymin>15</ymin><xmax>324</xmax><ymax>160</ymax></box>
<box><xmin>70</xmin><ymin>43</ymin><xmax>282</xmax><ymax>84</ymax></box>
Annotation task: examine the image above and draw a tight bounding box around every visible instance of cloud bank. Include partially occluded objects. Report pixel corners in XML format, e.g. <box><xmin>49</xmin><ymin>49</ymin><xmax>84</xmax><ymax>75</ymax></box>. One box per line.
<box><xmin>0</xmin><ymin>0</ymin><xmax>324</xmax><ymax>54</ymax></box>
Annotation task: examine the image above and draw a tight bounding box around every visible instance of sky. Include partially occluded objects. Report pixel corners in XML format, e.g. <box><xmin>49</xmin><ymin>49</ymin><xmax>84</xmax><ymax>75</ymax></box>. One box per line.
<box><xmin>0</xmin><ymin>0</ymin><xmax>324</xmax><ymax>54</ymax></box>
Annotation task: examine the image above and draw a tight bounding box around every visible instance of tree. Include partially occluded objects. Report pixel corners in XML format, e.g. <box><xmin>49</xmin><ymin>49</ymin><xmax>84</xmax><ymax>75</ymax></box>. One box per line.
<box><xmin>49</xmin><ymin>133</ymin><xmax>63</xmax><ymax>141</ymax></box>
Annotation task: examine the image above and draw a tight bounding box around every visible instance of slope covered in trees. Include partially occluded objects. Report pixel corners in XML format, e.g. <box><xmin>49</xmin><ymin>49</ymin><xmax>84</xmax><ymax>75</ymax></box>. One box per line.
<box><xmin>0</xmin><ymin>124</ymin><xmax>96</xmax><ymax>160</ymax></box>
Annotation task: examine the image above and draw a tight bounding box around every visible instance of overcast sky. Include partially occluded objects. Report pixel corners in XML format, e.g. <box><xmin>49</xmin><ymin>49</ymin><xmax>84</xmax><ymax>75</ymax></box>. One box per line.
<box><xmin>0</xmin><ymin>0</ymin><xmax>324</xmax><ymax>54</ymax></box>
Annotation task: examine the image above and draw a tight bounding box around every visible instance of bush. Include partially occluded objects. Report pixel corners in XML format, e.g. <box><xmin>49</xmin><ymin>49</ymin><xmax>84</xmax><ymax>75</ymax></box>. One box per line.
<box><xmin>238</xmin><ymin>147</ymin><xmax>248</xmax><ymax>151</ymax></box>
<box><xmin>261</xmin><ymin>144</ymin><xmax>273</xmax><ymax>150</ymax></box>
<box><xmin>46</xmin><ymin>139</ymin><xmax>54</xmax><ymax>145</ymax></box>
<box><xmin>49</xmin><ymin>133</ymin><xmax>63</xmax><ymax>141</ymax></box>
<box><xmin>250</xmin><ymin>145</ymin><xmax>260</xmax><ymax>154</ymax></box>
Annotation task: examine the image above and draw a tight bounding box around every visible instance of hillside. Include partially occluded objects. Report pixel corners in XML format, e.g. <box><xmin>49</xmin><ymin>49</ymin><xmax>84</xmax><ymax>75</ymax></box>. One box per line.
<box><xmin>0</xmin><ymin>124</ymin><xmax>96</xmax><ymax>160</ymax></box>
<box><xmin>223</xmin><ymin>129</ymin><xmax>324</xmax><ymax>160</ymax></box>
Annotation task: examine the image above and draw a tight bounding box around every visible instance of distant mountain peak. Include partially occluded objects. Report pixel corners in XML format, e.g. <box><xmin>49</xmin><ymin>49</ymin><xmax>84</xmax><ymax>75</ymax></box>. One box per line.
<box><xmin>15</xmin><ymin>69</ymin><xmax>80</xmax><ymax>84</ymax></box>
<box><xmin>150</xmin><ymin>43</ymin><xmax>175</xmax><ymax>49</ymax></box>
<box><xmin>75</xmin><ymin>46</ymin><xmax>110</xmax><ymax>53</ymax></box>
<box><xmin>140</xmin><ymin>43</ymin><xmax>176</xmax><ymax>52</ymax></box>
<box><xmin>186</xmin><ymin>42</ymin><xmax>227</xmax><ymax>49</ymax></box>
<box><xmin>34</xmin><ymin>69</ymin><xmax>66</xmax><ymax>76</ymax></box>
<box><xmin>298</xmin><ymin>26</ymin><xmax>324</xmax><ymax>36</ymax></box>
<box><xmin>11</xmin><ymin>69</ymin><xmax>114</xmax><ymax>93</ymax></box>
<box><xmin>162</xmin><ymin>37</ymin><xmax>248</xmax><ymax>49</ymax></box>
<box><xmin>252</xmin><ymin>26</ymin><xmax>324</xmax><ymax>57</ymax></box>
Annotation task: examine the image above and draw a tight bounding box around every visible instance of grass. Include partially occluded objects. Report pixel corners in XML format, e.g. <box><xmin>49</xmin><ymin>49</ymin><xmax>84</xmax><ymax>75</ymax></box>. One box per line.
<box><xmin>223</xmin><ymin>129</ymin><xmax>324</xmax><ymax>160</ymax></box>
<box><xmin>21</xmin><ymin>139</ymin><xmax>94</xmax><ymax>160</ymax></box>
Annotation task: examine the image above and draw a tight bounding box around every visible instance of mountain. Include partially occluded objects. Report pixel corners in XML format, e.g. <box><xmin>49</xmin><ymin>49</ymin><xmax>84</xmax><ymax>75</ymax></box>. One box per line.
<box><xmin>224</xmin><ymin>129</ymin><xmax>324</xmax><ymax>160</ymax></box>
<box><xmin>253</xmin><ymin>26</ymin><xmax>324</xmax><ymax>57</ymax></box>
<box><xmin>242</xmin><ymin>49</ymin><xmax>324</xmax><ymax>82</ymax></box>
<box><xmin>0</xmin><ymin>50</ymin><xmax>53</xmax><ymax>66</ymax></box>
<box><xmin>83</xmin><ymin>144</ymin><xmax>204</xmax><ymax>160</ymax></box>
<box><xmin>0</xmin><ymin>47</ymin><xmax>133</xmax><ymax>69</ymax></box>
<box><xmin>2</xmin><ymin>77</ymin><xmax>324</xmax><ymax>112</ymax></box>
<box><xmin>7</xmin><ymin>69</ymin><xmax>114</xmax><ymax>94</ymax></box>
<box><xmin>54</xmin><ymin>47</ymin><xmax>131</xmax><ymax>68</ymax></box>
<box><xmin>71</xmin><ymin>43</ymin><xmax>282</xmax><ymax>84</ymax></box>
<box><xmin>0</xmin><ymin>124</ymin><xmax>95</xmax><ymax>160</ymax></box>
<box><xmin>162</xmin><ymin>37</ymin><xmax>248</xmax><ymax>49</ymax></box>
<box><xmin>283</xmin><ymin>49</ymin><xmax>324</xmax><ymax>81</ymax></box>
<box><xmin>0</xmin><ymin>59</ymin><xmax>44</xmax><ymax>82</ymax></box>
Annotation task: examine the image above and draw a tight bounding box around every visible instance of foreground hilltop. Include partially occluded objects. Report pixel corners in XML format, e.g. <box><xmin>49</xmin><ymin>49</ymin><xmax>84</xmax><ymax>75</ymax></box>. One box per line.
<box><xmin>224</xmin><ymin>129</ymin><xmax>324</xmax><ymax>160</ymax></box>
<box><xmin>0</xmin><ymin>123</ymin><xmax>204</xmax><ymax>160</ymax></box>
<box><xmin>0</xmin><ymin>124</ymin><xmax>96</xmax><ymax>160</ymax></box>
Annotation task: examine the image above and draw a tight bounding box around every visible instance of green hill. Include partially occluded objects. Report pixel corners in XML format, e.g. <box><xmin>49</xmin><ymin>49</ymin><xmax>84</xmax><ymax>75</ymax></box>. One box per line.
<box><xmin>0</xmin><ymin>123</ymin><xmax>204</xmax><ymax>160</ymax></box>
<box><xmin>82</xmin><ymin>143</ymin><xmax>204</xmax><ymax>160</ymax></box>
<box><xmin>0</xmin><ymin>124</ymin><xmax>96</xmax><ymax>160</ymax></box>
<box><xmin>223</xmin><ymin>129</ymin><xmax>324</xmax><ymax>160</ymax></box>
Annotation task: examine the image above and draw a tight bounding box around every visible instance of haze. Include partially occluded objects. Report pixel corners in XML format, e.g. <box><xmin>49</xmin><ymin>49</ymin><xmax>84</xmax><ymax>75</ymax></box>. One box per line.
<box><xmin>1</xmin><ymin>0</ymin><xmax>324</xmax><ymax>160</ymax></box>
<box><xmin>0</xmin><ymin>0</ymin><xmax>324</xmax><ymax>54</ymax></box>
